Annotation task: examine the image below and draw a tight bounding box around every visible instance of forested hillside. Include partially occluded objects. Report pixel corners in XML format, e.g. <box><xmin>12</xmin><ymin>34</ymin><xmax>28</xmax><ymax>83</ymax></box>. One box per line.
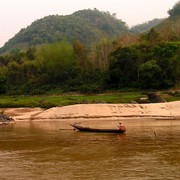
<box><xmin>0</xmin><ymin>3</ymin><xmax>179</xmax><ymax>96</ymax></box>
<box><xmin>130</xmin><ymin>18</ymin><xmax>164</xmax><ymax>33</ymax></box>
<box><xmin>0</xmin><ymin>9</ymin><xmax>128</xmax><ymax>54</ymax></box>
<box><xmin>154</xmin><ymin>1</ymin><xmax>180</xmax><ymax>41</ymax></box>
<box><xmin>0</xmin><ymin>38</ymin><xmax>179</xmax><ymax>95</ymax></box>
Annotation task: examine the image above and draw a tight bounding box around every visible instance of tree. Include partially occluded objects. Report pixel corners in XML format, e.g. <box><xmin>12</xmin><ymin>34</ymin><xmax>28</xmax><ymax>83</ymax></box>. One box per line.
<box><xmin>107</xmin><ymin>46</ymin><xmax>140</xmax><ymax>88</ymax></box>
<box><xmin>168</xmin><ymin>1</ymin><xmax>180</xmax><ymax>16</ymax></box>
<box><xmin>139</xmin><ymin>60</ymin><xmax>162</xmax><ymax>89</ymax></box>
<box><xmin>153</xmin><ymin>42</ymin><xmax>180</xmax><ymax>87</ymax></box>
<box><xmin>6</xmin><ymin>61</ymin><xmax>25</xmax><ymax>85</ymax></box>
<box><xmin>26</xmin><ymin>48</ymin><xmax>36</xmax><ymax>60</ymax></box>
<box><xmin>0</xmin><ymin>67</ymin><xmax>7</xmax><ymax>94</ymax></box>
<box><xmin>73</xmin><ymin>40</ymin><xmax>87</xmax><ymax>73</ymax></box>
<box><xmin>95</xmin><ymin>38</ymin><xmax>113</xmax><ymax>71</ymax></box>
<box><xmin>143</xmin><ymin>28</ymin><xmax>160</xmax><ymax>43</ymax></box>
<box><xmin>36</xmin><ymin>40</ymin><xmax>76</xmax><ymax>85</ymax></box>
<box><xmin>0</xmin><ymin>56</ymin><xmax>8</xmax><ymax>66</ymax></box>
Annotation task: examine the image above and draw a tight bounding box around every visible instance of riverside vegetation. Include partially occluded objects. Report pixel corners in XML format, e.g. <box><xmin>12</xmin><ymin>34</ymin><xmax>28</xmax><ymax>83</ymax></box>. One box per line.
<box><xmin>0</xmin><ymin>2</ymin><xmax>179</xmax><ymax>108</ymax></box>
<box><xmin>0</xmin><ymin>90</ymin><xmax>180</xmax><ymax>108</ymax></box>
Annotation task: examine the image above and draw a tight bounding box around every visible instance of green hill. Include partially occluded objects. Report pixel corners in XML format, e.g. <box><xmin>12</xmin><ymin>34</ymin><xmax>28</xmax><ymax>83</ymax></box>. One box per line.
<box><xmin>131</xmin><ymin>1</ymin><xmax>180</xmax><ymax>39</ymax></box>
<box><xmin>153</xmin><ymin>1</ymin><xmax>180</xmax><ymax>41</ymax></box>
<box><xmin>130</xmin><ymin>18</ymin><xmax>164</xmax><ymax>33</ymax></box>
<box><xmin>0</xmin><ymin>9</ymin><xmax>128</xmax><ymax>53</ymax></box>
<box><xmin>154</xmin><ymin>15</ymin><xmax>180</xmax><ymax>41</ymax></box>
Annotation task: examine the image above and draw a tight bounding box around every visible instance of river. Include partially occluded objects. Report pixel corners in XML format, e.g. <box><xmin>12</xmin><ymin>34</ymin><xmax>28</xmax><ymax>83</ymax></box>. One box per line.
<box><xmin>0</xmin><ymin>122</ymin><xmax>180</xmax><ymax>180</ymax></box>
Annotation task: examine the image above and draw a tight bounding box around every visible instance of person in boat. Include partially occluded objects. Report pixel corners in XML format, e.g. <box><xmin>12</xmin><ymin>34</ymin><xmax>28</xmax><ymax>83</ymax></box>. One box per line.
<box><xmin>118</xmin><ymin>122</ymin><xmax>126</xmax><ymax>131</ymax></box>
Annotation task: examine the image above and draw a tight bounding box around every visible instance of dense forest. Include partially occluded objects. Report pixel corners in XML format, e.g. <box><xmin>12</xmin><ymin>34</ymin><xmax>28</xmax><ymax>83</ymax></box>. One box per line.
<box><xmin>0</xmin><ymin>9</ymin><xmax>128</xmax><ymax>54</ymax></box>
<box><xmin>130</xmin><ymin>18</ymin><xmax>164</xmax><ymax>33</ymax></box>
<box><xmin>0</xmin><ymin>2</ymin><xmax>179</xmax><ymax>95</ymax></box>
<box><xmin>154</xmin><ymin>1</ymin><xmax>180</xmax><ymax>41</ymax></box>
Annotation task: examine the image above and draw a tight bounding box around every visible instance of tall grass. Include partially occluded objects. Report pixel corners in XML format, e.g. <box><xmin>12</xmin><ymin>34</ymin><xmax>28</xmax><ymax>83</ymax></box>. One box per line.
<box><xmin>0</xmin><ymin>92</ymin><xmax>142</xmax><ymax>108</ymax></box>
<box><xmin>0</xmin><ymin>90</ymin><xmax>179</xmax><ymax>108</ymax></box>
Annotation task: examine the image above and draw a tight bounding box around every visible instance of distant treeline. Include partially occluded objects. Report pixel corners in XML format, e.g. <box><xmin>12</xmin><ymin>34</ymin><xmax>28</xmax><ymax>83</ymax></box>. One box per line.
<box><xmin>0</xmin><ymin>2</ymin><xmax>179</xmax><ymax>95</ymax></box>
<box><xmin>0</xmin><ymin>34</ymin><xmax>179</xmax><ymax>95</ymax></box>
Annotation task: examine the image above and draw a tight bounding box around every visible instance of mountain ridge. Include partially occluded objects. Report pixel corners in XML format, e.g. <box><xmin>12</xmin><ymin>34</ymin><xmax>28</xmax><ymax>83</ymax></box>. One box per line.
<box><xmin>0</xmin><ymin>9</ymin><xmax>128</xmax><ymax>53</ymax></box>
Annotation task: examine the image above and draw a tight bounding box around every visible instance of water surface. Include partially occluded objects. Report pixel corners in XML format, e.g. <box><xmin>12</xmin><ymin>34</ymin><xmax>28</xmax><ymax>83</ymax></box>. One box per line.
<box><xmin>0</xmin><ymin>122</ymin><xmax>180</xmax><ymax>180</ymax></box>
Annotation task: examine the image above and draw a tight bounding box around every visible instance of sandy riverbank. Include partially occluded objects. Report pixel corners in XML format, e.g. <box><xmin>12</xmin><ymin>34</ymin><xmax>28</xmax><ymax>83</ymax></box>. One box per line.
<box><xmin>1</xmin><ymin>101</ymin><xmax>180</xmax><ymax>129</ymax></box>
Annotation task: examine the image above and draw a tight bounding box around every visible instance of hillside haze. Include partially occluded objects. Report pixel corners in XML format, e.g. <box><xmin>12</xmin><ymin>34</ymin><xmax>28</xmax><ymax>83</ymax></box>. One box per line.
<box><xmin>0</xmin><ymin>9</ymin><xmax>128</xmax><ymax>53</ymax></box>
<box><xmin>130</xmin><ymin>18</ymin><xmax>165</xmax><ymax>33</ymax></box>
<box><xmin>155</xmin><ymin>1</ymin><xmax>180</xmax><ymax>41</ymax></box>
<box><xmin>154</xmin><ymin>15</ymin><xmax>180</xmax><ymax>41</ymax></box>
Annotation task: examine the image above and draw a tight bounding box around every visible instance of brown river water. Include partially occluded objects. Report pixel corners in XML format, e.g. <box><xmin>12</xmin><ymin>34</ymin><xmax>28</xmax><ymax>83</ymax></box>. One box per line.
<box><xmin>0</xmin><ymin>122</ymin><xmax>180</xmax><ymax>180</ymax></box>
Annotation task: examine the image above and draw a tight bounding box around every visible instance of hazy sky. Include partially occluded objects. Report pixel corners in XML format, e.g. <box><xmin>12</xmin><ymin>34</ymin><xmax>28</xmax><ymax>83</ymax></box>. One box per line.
<box><xmin>0</xmin><ymin>0</ymin><xmax>178</xmax><ymax>47</ymax></box>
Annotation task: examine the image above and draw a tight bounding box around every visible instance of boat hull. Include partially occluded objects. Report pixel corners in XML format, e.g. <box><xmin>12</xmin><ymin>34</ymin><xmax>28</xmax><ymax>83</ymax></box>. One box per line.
<box><xmin>70</xmin><ymin>124</ymin><xmax>126</xmax><ymax>133</ymax></box>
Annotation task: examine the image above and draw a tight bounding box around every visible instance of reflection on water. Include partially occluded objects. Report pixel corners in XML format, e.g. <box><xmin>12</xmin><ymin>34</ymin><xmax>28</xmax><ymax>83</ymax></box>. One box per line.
<box><xmin>0</xmin><ymin>122</ymin><xmax>180</xmax><ymax>180</ymax></box>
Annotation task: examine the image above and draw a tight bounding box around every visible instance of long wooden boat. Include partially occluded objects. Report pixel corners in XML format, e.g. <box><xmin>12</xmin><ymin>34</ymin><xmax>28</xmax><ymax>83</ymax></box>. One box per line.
<box><xmin>70</xmin><ymin>123</ymin><xmax>126</xmax><ymax>133</ymax></box>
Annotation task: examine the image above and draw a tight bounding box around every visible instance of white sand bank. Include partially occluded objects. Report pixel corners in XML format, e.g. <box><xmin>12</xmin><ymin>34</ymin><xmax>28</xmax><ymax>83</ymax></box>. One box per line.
<box><xmin>2</xmin><ymin>101</ymin><xmax>180</xmax><ymax>128</ymax></box>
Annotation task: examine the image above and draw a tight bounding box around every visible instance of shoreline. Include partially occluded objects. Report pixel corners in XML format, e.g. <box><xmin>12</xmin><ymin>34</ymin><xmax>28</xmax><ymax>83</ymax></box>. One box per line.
<box><xmin>1</xmin><ymin>101</ymin><xmax>180</xmax><ymax>129</ymax></box>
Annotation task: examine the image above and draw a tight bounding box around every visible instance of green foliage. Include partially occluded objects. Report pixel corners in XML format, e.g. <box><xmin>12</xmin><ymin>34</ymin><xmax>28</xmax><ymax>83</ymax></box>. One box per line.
<box><xmin>168</xmin><ymin>1</ymin><xmax>180</xmax><ymax>16</ymax></box>
<box><xmin>26</xmin><ymin>48</ymin><xmax>36</xmax><ymax>60</ymax></box>
<box><xmin>6</xmin><ymin>61</ymin><xmax>25</xmax><ymax>85</ymax></box>
<box><xmin>0</xmin><ymin>56</ymin><xmax>8</xmax><ymax>66</ymax></box>
<box><xmin>78</xmin><ymin>84</ymin><xmax>102</xmax><ymax>94</ymax></box>
<box><xmin>107</xmin><ymin>42</ymin><xmax>180</xmax><ymax>90</ymax></box>
<box><xmin>0</xmin><ymin>68</ymin><xmax>7</xmax><ymax>94</ymax></box>
<box><xmin>146</xmin><ymin>29</ymin><xmax>160</xmax><ymax>42</ymax></box>
<box><xmin>139</xmin><ymin>60</ymin><xmax>162</xmax><ymax>89</ymax></box>
<box><xmin>36</xmin><ymin>41</ymin><xmax>76</xmax><ymax>85</ymax></box>
<box><xmin>131</xmin><ymin>18</ymin><xmax>164</xmax><ymax>33</ymax></box>
<box><xmin>0</xmin><ymin>92</ymin><xmax>143</xmax><ymax>108</ymax></box>
<box><xmin>153</xmin><ymin>42</ymin><xmax>179</xmax><ymax>58</ymax></box>
<box><xmin>0</xmin><ymin>9</ymin><xmax>179</xmax><ymax>96</ymax></box>
<box><xmin>0</xmin><ymin>9</ymin><xmax>128</xmax><ymax>54</ymax></box>
<box><xmin>153</xmin><ymin>42</ymin><xmax>180</xmax><ymax>88</ymax></box>
<box><xmin>107</xmin><ymin>46</ymin><xmax>140</xmax><ymax>88</ymax></box>
<box><xmin>154</xmin><ymin>8</ymin><xmax>180</xmax><ymax>41</ymax></box>
<box><xmin>0</xmin><ymin>40</ymin><xmax>179</xmax><ymax>95</ymax></box>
